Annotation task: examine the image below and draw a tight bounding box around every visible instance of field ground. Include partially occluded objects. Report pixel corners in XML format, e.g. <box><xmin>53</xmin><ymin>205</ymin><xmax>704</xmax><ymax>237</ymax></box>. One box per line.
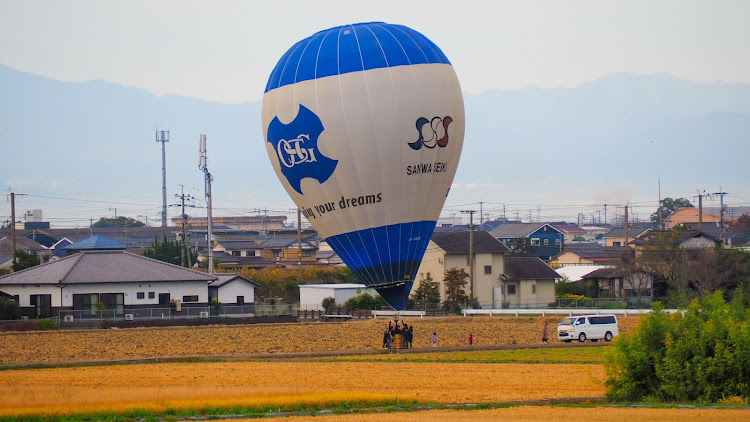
<box><xmin>0</xmin><ymin>316</ymin><xmax>640</xmax><ymax>365</ymax></box>
<box><xmin>2</xmin><ymin>316</ymin><xmax>747</xmax><ymax>421</ymax></box>
<box><xmin>243</xmin><ymin>406</ymin><xmax>750</xmax><ymax>422</ymax></box>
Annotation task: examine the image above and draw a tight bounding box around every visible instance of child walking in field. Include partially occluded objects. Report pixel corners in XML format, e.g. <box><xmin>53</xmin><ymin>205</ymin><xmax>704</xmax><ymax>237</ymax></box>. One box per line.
<box><xmin>469</xmin><ymin>333</ymin><xmax>473</xmax><ymax>346</ymax></box>
<box><xmin>432</xmin><ymin>332</ymin><xmax>438</xmax><ymax>347</ymax></box>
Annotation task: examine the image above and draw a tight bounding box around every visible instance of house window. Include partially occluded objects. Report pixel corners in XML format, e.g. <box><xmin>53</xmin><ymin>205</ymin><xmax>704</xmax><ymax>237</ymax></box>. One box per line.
<box><xmin>484</xmin><ymin>265</ymin><xmax>492</xmax><ymax>275</ymax></box>
<box><xmin>555</xmin><ymin>239</ymin><xmax>560</xmax><ymax>245</ymax></box>
<box><xmin>13</xmin><ymin>295</ymin><xmax>19</xmax><ymax>303</ymax></box>
<box><xmin>158</xmin><ymin>293</ymin><xmax>171</xmax><ymax>304</ymax></box>
<box><xmin>532</xmin><ymin>284</ymin><xmax>536</xmax><ymax>294</ymax></box>
<box><xmin>148</xmin><ymin>292</ymin><xmax>155</xmax><ymax>299</ymax></box>
<box><xmin>273</xmin><ymin>250</ymin><xmax>283</xmax><ymax>259</ymax></box>
<box><xmin>613</xmin><ymin>242</ymin><xmax>622</xmax><ymax>246</ymax></box>
<box><xmin>106</xmin><ymin>293</ymin><xmax>124</xmax><ymax>314</ymax></box>
<box><xmin>245</xmin><ymin>250</ymin><xmax>256</xmax><ymax>257</ymax></box>
<box><xmin>507</xmin><ymin>285</ymin><xmax>517</xmax><ymax>295</ymax></box>
<box><xmin>530</xmin><ymin>238</ymin><xmax>540</xmax><ymax>246</ymax></box>
<box><xmin>237</xmin><ymin>296</ymin><xmax>245</xmax><ymax>305</ymax></box>
<box><xmin>303</xmin><ymin>251</ymin><xmax>312</xmax><ymax>257</ymax></box>
<box><xmin>182</xmin><ymin>295</ymin><xmax>199</xmax><ymax>303</ymax></box>
<box><xmin>232</xmin><ymin>251</ymin><xmax>241</xmax><ymax>256</ymax></box>
<box><xmin>78</xmin><ymin>293</ymin><xmax>99</xmax><ymax>315</ymax></box>
<box><xmin>544</xmin><ymin>239</ymin><xmax>549</xmax><ymax>246</ymax></box>
<box><xmin>136</xmin><ymin>292</ymin><xmax>145</xmax><ymax>300</ymax></box>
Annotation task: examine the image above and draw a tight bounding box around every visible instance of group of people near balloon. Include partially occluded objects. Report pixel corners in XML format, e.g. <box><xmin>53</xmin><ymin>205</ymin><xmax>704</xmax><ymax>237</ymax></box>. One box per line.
<box><xmin>382</xmin><ymin>320</ymin><xmax>414</xmax><ymax>349</ymax></box>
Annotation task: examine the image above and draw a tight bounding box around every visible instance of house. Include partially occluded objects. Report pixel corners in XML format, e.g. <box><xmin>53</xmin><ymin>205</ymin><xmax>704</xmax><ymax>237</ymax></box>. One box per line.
<box><xmin>550</xmin><ymin>243</ymin><xmax>630</xmax><ymax>267</ymax></box>
<box><xmin>61</xmin><ymin>234</ymin><xmax>126</xmax><ymax>256</ymax></box>
<box><xmin>501</xmin><ymin>256</ymin><xmax>561</xmax><ymax>308</ymax></box>
<box><xmin>212</xmin><ymin>239</ymin><xmax>262</xmax><ymax>257</ymax></box>
<box><xmin>550</xmin><ymin>223</ymin><xmax>587</xmax><ymax>242</ymax></box>
<box><xmin>581</xmin><ymin>267</ymin><xmax>653</xmax><ymax>303</ymax></box>
<box><xmin>50</xmin><ymin>238</ymin><xmax>73</xmax><ymax>257</ymax></box>
<box><xmin>200</xmin><ymin>251</ymin><xmax>275</xmax><ymax>270</ymax></box>
<box><xmin>414</xmin><ymin>230</ymin><xmax>559</xmax><ymax>308</ymax></box>
<box><xmin>299</xmin><ymin>283</ymin><xmax>375</xmax><ymax>310</ymax></box>
<box><xmin>489</xmin><ymin>223</ymin><xmax>564</xmax><ymax>260</ymax></box>
<box><xmin>603</xmin><ymin>225</ymin><xmax>651</xmax><ymax>247</ymax></box>
<box><xmin>208</xmin><ymin>273</ymin><xmax>259</xmax><ymax>305</ymax></box>
<box><xmin>416</xmin><ymin>230</ymin><xmax>510</xmax><ymax>308</ymax></box>
<box><xmin>174</xmin><ymin>215</ymin><xmax>287</xmax><ymax>231</ymax></box>
<box><xmin>258</xmin><ymin>238</ymin><xmax>318</xmax><ymax>266</ymax></box>
<box><xmin>0</xmin><ymin>250</ymin><xmax>217</xmax><ymax>318</ymax></box>
<box><xmin>629</xmin><ymin>230</ymin><xmax>722</xmax><ymax>251</ymax></box>
<box><xmin>0</xmin><ymin>236</ymin><xmax>50</xmax><ymax>258</ymax></box>
<box><xmin>664</xmin><ymin>208</ymin><xmax>721</xmax><ymax>230</ymax></box>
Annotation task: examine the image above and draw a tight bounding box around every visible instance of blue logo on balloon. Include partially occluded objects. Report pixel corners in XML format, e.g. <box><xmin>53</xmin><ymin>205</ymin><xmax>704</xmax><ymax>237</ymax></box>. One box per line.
<box><xmin>408</xmin><ymin>116</ymin><xmax>453</xmax><ymax>150</ymax></box>
<box><xmin>267</xmin><ymin>105</ymin><xmax>338</xmax><ymax>195</ymax></box>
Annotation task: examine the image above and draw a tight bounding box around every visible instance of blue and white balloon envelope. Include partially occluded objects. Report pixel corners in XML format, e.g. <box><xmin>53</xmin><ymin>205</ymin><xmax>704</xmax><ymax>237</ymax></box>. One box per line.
<box><xmin>262</xmin><ymin>22</ymin><xmax>465</xmax><ymax>310</ymax></box>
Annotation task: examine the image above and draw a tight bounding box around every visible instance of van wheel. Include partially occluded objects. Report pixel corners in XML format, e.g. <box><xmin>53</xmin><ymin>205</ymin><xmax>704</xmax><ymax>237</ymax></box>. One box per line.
<box><xmin>605</xmin><ymin>332</ymin><xmax>613</xmax><ymax>342</ymax></box>
<box><xmin>578</xmin><ymin>333</ymin><xmax>586</xmax><ymax>342</ymax></box>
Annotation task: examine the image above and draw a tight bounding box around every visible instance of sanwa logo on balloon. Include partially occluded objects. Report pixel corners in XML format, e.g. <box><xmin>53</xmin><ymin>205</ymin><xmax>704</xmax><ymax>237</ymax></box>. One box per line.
<box><xmin>266</xmin><ymin>105</ymin><xmax>338</xmax><ymax>195</ymax></box>
<box><xmin>408</xmin><ymin>116</ymin><xmax>453</xmax><ymax>150</ymax></box>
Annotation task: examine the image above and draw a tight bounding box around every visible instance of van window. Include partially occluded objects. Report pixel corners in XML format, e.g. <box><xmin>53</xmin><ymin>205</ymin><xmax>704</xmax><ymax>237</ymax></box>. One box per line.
<box><xmin>575</xmin><ymin>317</ymin><xmax>586</xmax><ymax>325</ymax></box>
<box><xmin>561</xmin><ymin>317</ymin><xmax>575</xmax><ymax>325</ymax></box>
<box><xmin>589</xmin><ymin>315</ymin><xmax>616</xmax><ymax>324</ymax></box>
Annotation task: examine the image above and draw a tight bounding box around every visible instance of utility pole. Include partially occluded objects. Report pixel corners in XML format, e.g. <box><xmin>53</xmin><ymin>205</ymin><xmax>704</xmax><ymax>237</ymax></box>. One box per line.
<box><xmin>10</xmin><ymin>192</ymin><xmax>16</xmax><ymax>269</ymax></box>
<box><xmin>461</xmin><ymin>210</ymin><xmax>476</xmax><ymax>308</ymax></box>
<box><xmin>199</xmin><ymin>134</ymin><xmax>214</xmax><ymax>274</ymax></box>
<box><xmin>297</xmin><ymin>208</ymin><xmax>302</xmax><ymax>266</ymax></box>
<box><xmin>624</xmin><ymin>205</ymin><xmax>629</xmax><ymax>247</ymax></box>
<box><xmin>658</xmin><ymin>178</ymin><xmax>662</xmax><ymax>230</ymax></box>
<box><xmin>174</xmin><ymin>186</ymin><xmax>194</xmax><ymax>268</ymax></box>
<box><xmin>156</xmin><ymin>130</ymin><xmax>169</xmax><ymax>228</ymax></box>
<box><xmin>603</xmin><ymin>203</ymin><xmax>608</xmax><ymax>230</ymax></box>
<box><xmin>698</xmin><ymin>193</ymin><xmax>703</xmax><ymax>232</ymax></box>
<box><xmin>713</xmin><ymin>189</ymin><xmax>728</xmax><ymax>240</ymax></box>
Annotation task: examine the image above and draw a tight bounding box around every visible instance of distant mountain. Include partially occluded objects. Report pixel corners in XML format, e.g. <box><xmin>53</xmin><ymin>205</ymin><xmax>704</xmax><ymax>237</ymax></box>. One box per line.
<box><xmin>1</xmin><ymin>64</ymin><xmax>748</xmax><ymax>224</ymax></box>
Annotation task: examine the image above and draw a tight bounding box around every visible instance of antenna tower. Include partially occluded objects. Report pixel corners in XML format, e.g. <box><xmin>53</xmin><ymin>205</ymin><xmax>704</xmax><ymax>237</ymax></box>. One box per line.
<box><xmin>156</xmin><ymin>130</ymin><xmax>169</xmax><ymax>228</ymax></box>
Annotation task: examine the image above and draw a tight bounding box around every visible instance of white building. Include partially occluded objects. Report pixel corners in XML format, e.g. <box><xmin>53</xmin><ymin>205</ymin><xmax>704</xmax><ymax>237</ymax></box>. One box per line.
<box><xmin>299</xmin><ymin>283</ymin><xmax>375</xmax><ymax>310</ymax></box>
<box><xmin>0</xmin><ymin>250</ymin><xmax>218</xmax><ymax>318</ymax></box>
<box><xmin>209</xmin><ymin>273</ymin><xmax>259</xmax><ymax>305</ymax></box>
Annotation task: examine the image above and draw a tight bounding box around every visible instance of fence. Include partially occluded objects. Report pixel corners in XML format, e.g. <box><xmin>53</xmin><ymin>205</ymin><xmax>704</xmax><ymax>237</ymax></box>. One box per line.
<box><xmin>463</xmin><ymin>308</ymin><xmax>656</xmax><ymax>317</ymax></box>
<box><xmin>56</xmin><ymin>304</ymin><xmax>299</xmax><ymax>322</ymax></box>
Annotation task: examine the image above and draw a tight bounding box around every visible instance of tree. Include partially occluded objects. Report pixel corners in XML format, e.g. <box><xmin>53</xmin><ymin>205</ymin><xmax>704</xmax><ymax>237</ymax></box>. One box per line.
<box><xmin>321</xmin><ymin>297</ymin><xmax>336</xmax><ymax>312</ymax></box>
<box><xmin>410</xmin><ymin>272</ymin><xmax>441</xmax><ymax>310</ymax></box>
<box><xmin>239</xmin><ymin>266</ymin><xmax>359</xmax><ymax>304</ymax></box>
<box><xmin>142</xmin><ymin>235</ymin><xmax>196</xmax><ymax>267</ymax></box>
<box><xmin>0</xmin><ymin>296</ymin><xmax>21</xmax><ymax>320</ymax></box>
<box><xmin>344</xmin><ymin>292</ymin><xmax>386</xmax><ymax>310</ymax></box>
<box><xmin>650</xmin><ymin>197</ymin><xmax>694</xmax><ymax>228</ymax></box>
<box><xmin>442</xmin><ymin>267</ymin><xmax>469</xmax><ymax>312</ymax></box>
<box><xmin>510</xmin><ymin>237</ymin><xmax>537</xmax><ymax>256</ymax></box>
<box><xmin>730</xmin><ymin>213</ymin><xmax>750</xmax><ymax>233</ymax></box>
<box><xmin>11</xmin><ymin>250</ymin><xmax>41</xmax><ymax>272</ymax></box>
<box><xmin>92</xmin><ymin>216</ymin><xmax>146</xmax><ymax>228</ymax></box>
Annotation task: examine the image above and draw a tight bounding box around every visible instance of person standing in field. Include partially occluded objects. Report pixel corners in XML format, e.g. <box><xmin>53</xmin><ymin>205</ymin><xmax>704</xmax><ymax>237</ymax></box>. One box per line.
<box><xmin>542</xmin><ymin>321</ymin><xmax>550</xmax><ymax>343</ymax></box>
<box><xmin>468</xmin><ymin>333</ymin><xmax>473</xmax><ymax>346</ymax></box>
<box><xmin>432</xmin><ymin>331</ymin><xmax>438</xmax><ymax>347</ymax></box>
<box><xmin>382</xmin><ymin>329</ymin><xmax>390</xmax><ymax>349</ymax></box>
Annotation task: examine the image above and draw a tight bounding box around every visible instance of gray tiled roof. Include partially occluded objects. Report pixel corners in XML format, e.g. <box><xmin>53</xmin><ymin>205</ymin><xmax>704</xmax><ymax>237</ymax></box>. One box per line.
<box><xmin>503</xmin><ymin>256</ymin><xmax>560</xmax><ymax>280</ymax></box>
<box><xmin>489</xmin><ymin>223</ymin><xmax>561</xmax><ymax>237</ymax></box>
<box><xmin>562</xmin><ymin>243</ymin><xmax>630</xmax><ymax>259</ymax></box>
<box><xmin>0</xmin><ymin>250</ymin><xmax>216</xmax><ymax>285</ymax></box>
<box><xmin>604</xmin><ymin>226</ymin><xmax>652</xmax><ymax>239</ymax></box>
<box><xmin>211</xmin><ymin>273</ymin><xmax>260</xmax><ymax>288</ymax></box>
<box><xmin>432</xmin><ymin>230</ymin><xmax>511</xmax><ymax>254</ymax></box>
<box><xmin>214</xmin><ymin>240</ymin><xmax>262</xmax><ymax>250</ymax></box>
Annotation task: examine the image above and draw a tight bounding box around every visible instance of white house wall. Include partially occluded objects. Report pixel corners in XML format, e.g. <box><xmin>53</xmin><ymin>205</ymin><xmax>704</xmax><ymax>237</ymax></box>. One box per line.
<box><xmin>216</xmin><ymin>280</ymin><xmax>255</xmax><ymax>304</ymax></box>
<box><xmin>1</xmin><ymin>281</ymin><xmax>210</xmax><ymax>308</ymax></box>
<box><xmin>299</xmin><ymin>285</ymin><xmax>373</xmax><ymax>310</ymax></box>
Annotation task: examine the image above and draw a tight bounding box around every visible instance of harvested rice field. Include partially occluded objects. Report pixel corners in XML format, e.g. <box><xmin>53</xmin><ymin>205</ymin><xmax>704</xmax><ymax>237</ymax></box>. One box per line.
<box><xmin>0</xmin><ymin>316</ymin><xmax>640</xmax><ymax>364</ymax></box>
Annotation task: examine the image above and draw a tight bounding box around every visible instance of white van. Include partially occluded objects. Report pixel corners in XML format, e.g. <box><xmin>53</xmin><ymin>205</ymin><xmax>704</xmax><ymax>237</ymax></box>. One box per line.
<box><xmin>557</xmin><ymin>314</ymin><xmax>619</xmax><ymax>343</ymax></box>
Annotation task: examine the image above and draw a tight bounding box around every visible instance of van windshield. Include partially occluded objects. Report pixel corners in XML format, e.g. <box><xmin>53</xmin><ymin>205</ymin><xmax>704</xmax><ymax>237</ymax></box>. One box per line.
<box><xmin>560</xmin><ymin>317</ymin><xmax>576</xmax><ymax>325</ymax></box>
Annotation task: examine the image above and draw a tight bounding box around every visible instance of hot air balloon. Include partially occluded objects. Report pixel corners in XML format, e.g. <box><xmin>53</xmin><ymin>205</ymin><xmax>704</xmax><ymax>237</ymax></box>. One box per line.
<box><xmin>262</xmin><ymin>22</ymin><xmax>465</xmax><ymax>310</ymax></box>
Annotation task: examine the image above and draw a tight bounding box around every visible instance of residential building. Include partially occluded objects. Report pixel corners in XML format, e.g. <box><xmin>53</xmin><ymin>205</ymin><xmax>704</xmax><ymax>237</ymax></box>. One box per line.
<box><xmin>581</xmin><ymin>267</ymin><xmax>653</xmax><ymax>303</ymax></box>
<box><xmin>208</xmin><ymin>273</ymin><xmax>259</xmax><ymax>305</ymax></box>
<box><xmin>415</xmin><ymin>230</ymin><xmax>559</xmax><ymax>308</ymax></box>
<box><xmin>61</xmin><ymin>234</ymin><xmax>126</xmax><ymax>256</ymax></box>
<box><xmin>501</xmin><ymin>256</ymin><xmax>560</xmax><ymax>308</ymax></box>
<box><xmin>489</xmin><ymin>223</ymin><xmax>564</xmax><ymax>260</ymax></box>
<box><xmin>603</xmin><ymin>225</ymin><xmax>651</xmax><ymax>247</ymax></box>
<box><xmin>258</xmin><ymin>238</ymin><xmax>318</xmax><ymax>266</ymax></box>
<box><xmin>173</xmin><ymin>215</ymin><xmax>287</xmax><ymax>231</ymax></box>
<box><xmin>0</xmin><ymin>250</ymin><xmax>218</xmax><ymax>318</ymax></box>
<box><xmin>550</xmin><ymin>243</ymin><xmax>630</xmax><ymax>267</ymax></box>
<box><xmin>664</xmin><ymin>208</ymin><xmax>721</xmax><ymax>230</ymax></box>
<box><xmin>213</xmin><ymin>240</ymin><xmax>262</xmax><ymax>257</ymax></box>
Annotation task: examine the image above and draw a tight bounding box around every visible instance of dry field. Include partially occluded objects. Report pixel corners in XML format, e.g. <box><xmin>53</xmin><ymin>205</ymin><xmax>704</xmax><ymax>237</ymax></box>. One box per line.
<box><xmin>250</xmin><ymin>406</ymin><xmax>750</xmax><ymax>422</ymax></box>
<box><xmin>0</xmin><ymin>360</ymin><xmax>604</xmax><ymax>417</ymax></box>
<box><xmin>0</xmin><ymin>316</ymin><xmax>641</xmax><ymax>364</ymax></box>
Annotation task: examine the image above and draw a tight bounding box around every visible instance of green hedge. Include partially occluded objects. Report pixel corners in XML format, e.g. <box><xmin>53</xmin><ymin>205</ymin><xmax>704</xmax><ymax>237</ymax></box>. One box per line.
<box><xmin>605</xmin><ymin>291</ymin><xmax>750</xmax><ymax>403</ymax></box>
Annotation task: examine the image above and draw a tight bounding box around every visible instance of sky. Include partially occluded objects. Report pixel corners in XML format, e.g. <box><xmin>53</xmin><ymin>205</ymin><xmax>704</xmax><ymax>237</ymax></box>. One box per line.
<box><xmin>1</xmin><ymin>0</ymin><xmax>750</xmax><ymax>228</ymax></box>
